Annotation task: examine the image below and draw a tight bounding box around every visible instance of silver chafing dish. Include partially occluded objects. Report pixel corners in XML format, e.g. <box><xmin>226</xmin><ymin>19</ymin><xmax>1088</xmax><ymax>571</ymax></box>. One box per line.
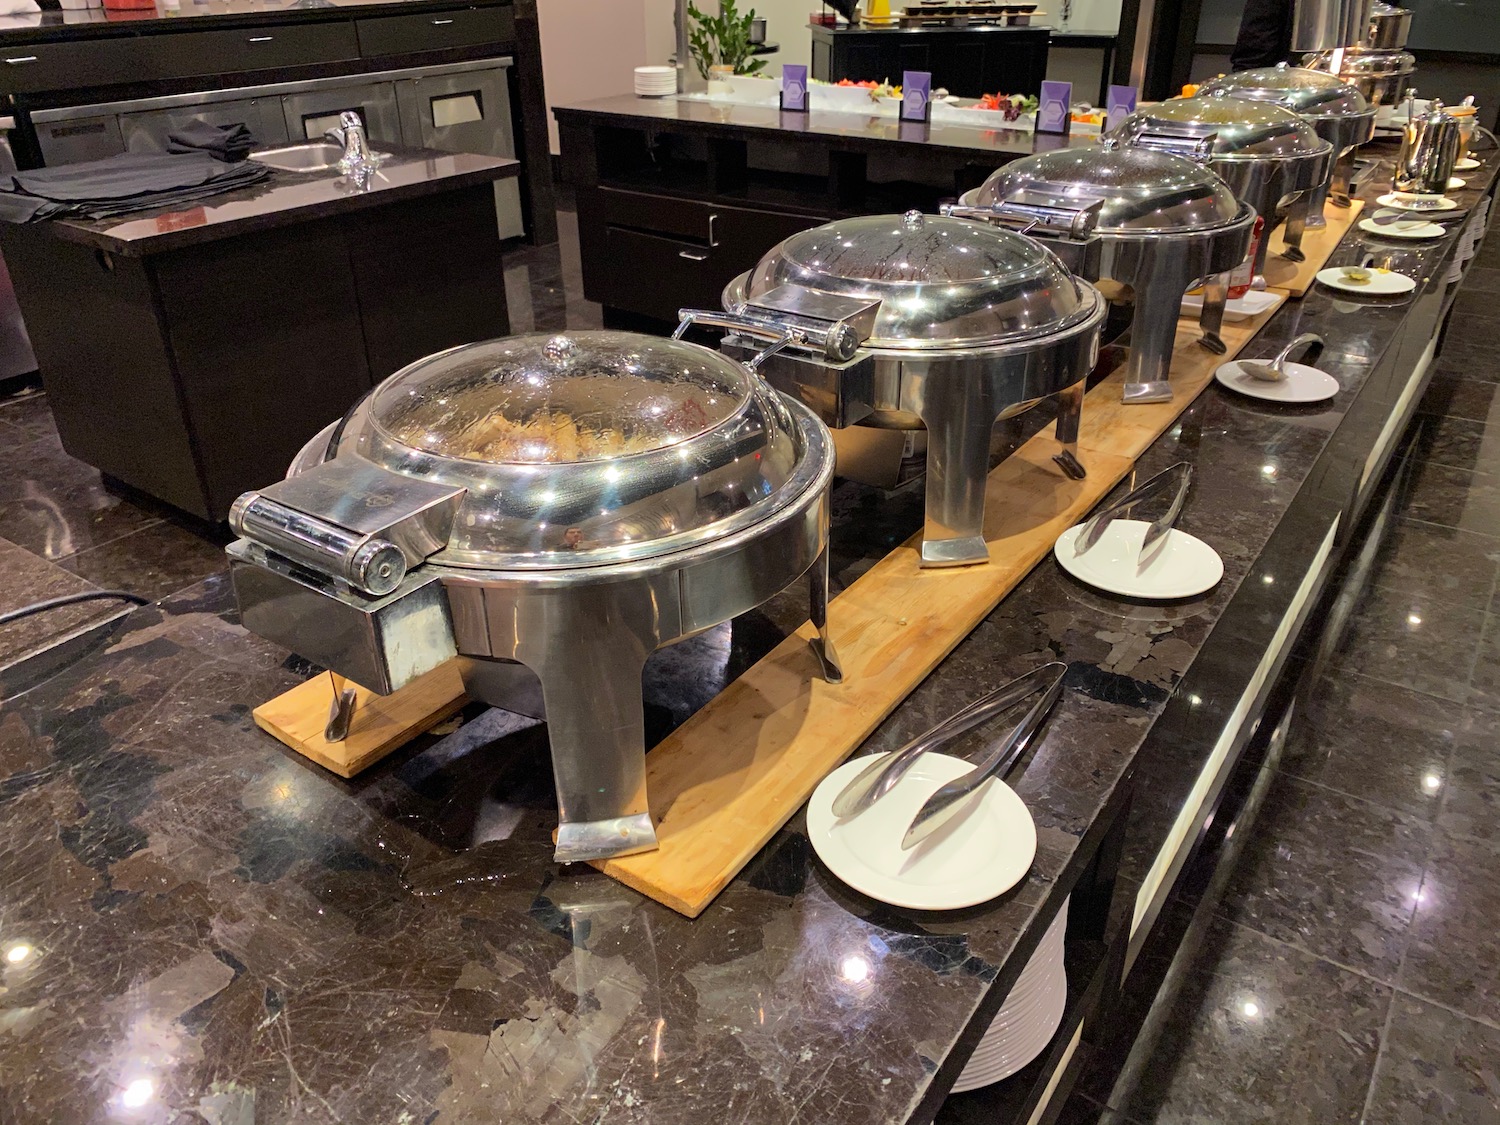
<box><xmin>1364</xmin><ymin>2</ymin><xmax>1412</xmax><ymax>50</ymax></box>
<box><xmin>679</xmin><ymin>210</ymin><xmax>1106</xmax><ymax>568</ymax></box>
<box><xmin>1303</xmin><ymin>46</ymin><xmax>1416</xmax><ymax>111</ymax></box>
<box><xmin>953</xmin><ymin>139</ymin><xmax>1255</xmax><ymax>404</ymax></box>
<box><xmin>1198</xmin><ymin>64</ymin><xmax>1375</xmax><ymax>220</ymax></box>
<box><xmin>225</xmin><ymin>330</ymin><xmax>841</xmax><ymax>863</ymax></box>
<box><xmin>1116</xmin><ymin>94</ymin><xmax>1334</xmax><ymax>276</ymax></box>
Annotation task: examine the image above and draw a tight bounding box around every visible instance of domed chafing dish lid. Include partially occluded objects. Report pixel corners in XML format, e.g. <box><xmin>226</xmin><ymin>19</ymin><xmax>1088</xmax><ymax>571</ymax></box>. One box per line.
<box><xmin>737</xmin><ymin>211</ymin><xmax>1095</xmax><ymax>351</ymax></box>
<box><xmin>348</xmin><ymin>330</ymin><xmax>817</xmax><ymax>570</ymax></box>
<box><xmin>959</xmin><ymin>139</ymin><xmax>1243</xmax><ymax>233</ymax></box>
<box><xmin>1198</xmin><ymin>63</ymin><xmax>1370</xmax><ymax>119</ymax></box>
<box><xmin>1303</xmin><ymin>46</ymin><xmax>1415</xmax><ymax>77</ymax></box>
<box><xmin>1119</xmin><ymin>93</ymin><xmax>1333</xmax><ymax>160</ymax></box>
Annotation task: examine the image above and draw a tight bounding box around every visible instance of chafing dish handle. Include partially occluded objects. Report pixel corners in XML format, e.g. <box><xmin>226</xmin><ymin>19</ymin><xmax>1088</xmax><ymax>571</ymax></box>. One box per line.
<box><xmin>674</xmin><ymin>308</ymin><xmax>862</xmax><ymax>365</ymax></box>
<box><xmin>940</xmin><ymin>199</ymin><xmax>1102</xmax><ymax>241</ymax></box>
<box><xmin>1118</xmin><ymin>128</ymin><xmax>1218</xmax><ymax>163</ymax></box>
<box><xmin>229</xmin><ymin>493</ymin><xmax>407</xmax><ymax>598</ymax></box>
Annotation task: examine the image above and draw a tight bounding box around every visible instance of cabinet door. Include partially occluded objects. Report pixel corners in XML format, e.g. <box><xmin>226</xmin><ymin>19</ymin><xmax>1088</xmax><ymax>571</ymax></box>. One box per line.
<box><xmin>281</xmin><ymin>81</ymin><xmax>402</xmax><ymax>144</ymax></box>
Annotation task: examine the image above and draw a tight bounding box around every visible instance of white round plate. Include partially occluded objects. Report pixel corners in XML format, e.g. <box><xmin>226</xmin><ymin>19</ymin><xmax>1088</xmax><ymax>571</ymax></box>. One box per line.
<box><xmin>1054</xmin><ymin>520</ymin><xmax>1223</xmax><ymax>600</ymax></box>
<box><xmin>807</xmin><ymin>752</ymin><xmax>1036</xmax><ymax>910</ymax></box>
<box><xmin>1179</xmin><ymin>287</ymin><xmax>1279</xmax><ymax>322</ymax></box>
<box><xmin>1455</xmin><ymin>157</ymin><xmax>1481</xmax><ymax>171</ymax></box>
<box><xmin>1215</xmin><ymin>359</ymin><xmax>1340</xmax><ymax>403</ymax></box>
<box><xmin>1315</xmin><ymin>266</ymin><xmax>1417</xmax><ymax>295</ymax></box>
<box><xmin>1449</xmin><ymin>176</ymin><xmax>1467</xmax><ymax>190</ymax></box>
<box><xmin>1377</xmin><ymin>192</ymin><xmax>1459</xmax><ymax>213</ymax></box>
<box><xmin>1359</xmin><ymin>212</ymin><xmax>1445</xmax><ymax>240</ymax></box>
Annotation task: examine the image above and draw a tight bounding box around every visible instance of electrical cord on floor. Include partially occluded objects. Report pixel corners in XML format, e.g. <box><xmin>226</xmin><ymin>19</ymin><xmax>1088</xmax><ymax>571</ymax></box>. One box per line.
<box><xmin>0</xmin><ymin>590</ymin><xmax>150</xmax><ymax>628</ymax></box>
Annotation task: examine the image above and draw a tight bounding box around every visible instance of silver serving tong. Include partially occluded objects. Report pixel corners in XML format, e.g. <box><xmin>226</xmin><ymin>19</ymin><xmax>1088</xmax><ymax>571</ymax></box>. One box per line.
<box><xmin>902</xmin><ymin>664</ymin><xmax>1065</xmax><ymax>850</ymax></box>
<box><xmin>831</xmin><ymin>662</ymin><xmax>1066</xmax><ymax>823</ymax></box>
<box><xmin>1074</xmin><ymin>461</ymin><xmax>1193</xmax><ymax>565</ymax></box>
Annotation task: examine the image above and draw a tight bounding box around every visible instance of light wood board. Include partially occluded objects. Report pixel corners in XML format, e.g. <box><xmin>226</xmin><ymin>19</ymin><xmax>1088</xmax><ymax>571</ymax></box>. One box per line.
<box><xmin>1263</xmin><ymin>198</ymin><xmax>1367</xmax><ymax>297</ymax></box>
<box><xmin>254</xmin><ymin>661</ymin><xmax>467</xmax><ymax>778</ymax></box>
<box><xmin>592</xmin><ymin>295</ymin><xmax>1287</xmax><ymax>916</ymax></box>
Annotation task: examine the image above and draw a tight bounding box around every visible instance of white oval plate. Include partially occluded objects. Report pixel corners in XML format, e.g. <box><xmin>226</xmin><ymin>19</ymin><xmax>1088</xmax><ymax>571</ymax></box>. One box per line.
<box><xmin>1315</xmin><ymin>266</ymin><xmax>1416</xmax><ymax>295</ymax></box>
<box><xmin>1054</xmin><ymin>519</ymin><xmax>1224</xmax><ymax>600</ymax></box>
<box><xmin>807</xmin><ymin>752</ymin><xmax>1036</xmax><ymax>910</ymax></box>
<box><xmin>1215</xmin><ymin>359</ymin><xmax>1340</xmax><ymax>403</ymax></box>
<box><xmin>1455</xmin><ymin>157</ymin><xmax>1481</xmax><ymax>171</ymax></box>
<box><xmin>1179</xmin><ymin>288</ymin><xmax>1279</xmax><ymax>322</ymax></box>
<box><xmin>1359</xmin><ymin>213</ymin><xmax>1445</xmax><ymax>240</ymax></box>
<box><xmin>1376</xmin><ymin>193</ymin><xmax>1459</xmax><ymax>213</ymax></box>
<box><xmin>1449</xmin><ymin>176</ymin><xmax>1467</xmax><ymax>190</ymax></box>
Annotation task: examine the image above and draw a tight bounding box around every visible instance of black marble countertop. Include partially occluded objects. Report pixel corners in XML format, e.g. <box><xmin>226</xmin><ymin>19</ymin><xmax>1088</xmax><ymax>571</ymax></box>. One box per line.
<box><xmin>0</xmin><ymin>0</ymin><xmax>510</xmax><ymax>45</ymax></box>
<box><xmin>554</xmin><ymin>94</ymin><xmax>1080</xmax><ymax>159</ymax></box>
<box><xmin>27</xmin><ymin>147</ymin><xmax>518</xmax><ymax>256</ymax></box>
<box><xmin>0</xmin><ymin>152</ymin><xmax>1493</xmax><ymax>1124</ymax></box>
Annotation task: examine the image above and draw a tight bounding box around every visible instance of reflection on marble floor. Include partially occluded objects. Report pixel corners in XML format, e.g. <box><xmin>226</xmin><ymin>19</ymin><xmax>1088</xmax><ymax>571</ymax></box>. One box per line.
<box><xmin>1064</xmin><ymin>230</ymin><xmax>1500</xmax><ymax>1124</ymax></box>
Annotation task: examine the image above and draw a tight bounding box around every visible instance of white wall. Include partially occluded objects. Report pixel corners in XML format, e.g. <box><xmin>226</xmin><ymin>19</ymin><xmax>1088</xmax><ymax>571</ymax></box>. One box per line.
<box><xmin>538</xmin><ymin>0</ymin><xmax>653</xmax><ymax>153</ymax></box>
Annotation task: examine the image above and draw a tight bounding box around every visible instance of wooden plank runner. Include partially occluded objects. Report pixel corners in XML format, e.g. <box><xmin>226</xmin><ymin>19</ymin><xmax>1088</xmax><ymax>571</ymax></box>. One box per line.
<box><xmin>594</xmin><ymin>295</ymin><xmax>1286</xmax><ymax>916</ymax></box>
<box><xmin>254</xmin><ymin>661</ymin><xmax>467</xmax><ymax>778</ymax></box>
<box><xmin>1262</xmin><ymin>198</ymin><xmax>1366</xmax><ymax>297</ymax></box>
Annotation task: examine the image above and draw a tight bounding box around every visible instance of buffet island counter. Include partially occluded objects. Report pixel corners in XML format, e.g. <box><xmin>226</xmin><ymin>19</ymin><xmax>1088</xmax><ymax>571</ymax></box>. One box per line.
<box><xmin>0</xmin><ymin>146</ymin><xmax>1492</xmax><ymax>1125</ymax></box>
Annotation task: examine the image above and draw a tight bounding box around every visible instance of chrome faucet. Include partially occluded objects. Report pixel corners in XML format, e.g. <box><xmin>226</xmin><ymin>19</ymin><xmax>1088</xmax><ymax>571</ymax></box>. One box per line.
<box><xmin>324</xmin><ymin>110</ymin><xmax>380</xmax><ymax>178</ymax></box>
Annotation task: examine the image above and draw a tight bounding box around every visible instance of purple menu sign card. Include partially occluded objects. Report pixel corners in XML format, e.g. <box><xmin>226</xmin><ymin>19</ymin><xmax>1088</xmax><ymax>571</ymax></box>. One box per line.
<box><xmin>901</xmin><ymin>71</ymin><xmax>932</xmax><ymax>122</ymax></box>
<box><xmin>1106</xmin><ymin>84</ymin><xmax>1138</xmax><ymax>133</ymax></box>
<box><xmin>1038</xmin><ymin>80</ymin><xmax>1071</xmax><ymax>134</ymax></box>
<box><xmin>782</xmin><ymin>64</ymin><xmax>808</xmax><ymax>113</ymax></box>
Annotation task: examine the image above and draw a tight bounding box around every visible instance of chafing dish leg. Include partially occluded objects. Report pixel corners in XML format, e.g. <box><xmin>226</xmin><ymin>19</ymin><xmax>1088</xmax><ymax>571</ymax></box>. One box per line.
<box><xmin>1052</xmin><ymin>382</ymin><xmax>1087</xmax><ymax>480</ymax></box>
<box><xmin>1330</xmin><ymin>149</ymin><xmax>1357</xmax><ymax>207</ymax></box>
<box><xmin>1281</xmin><ymin>196</ymin><xmax>1311</xmax><ymax>264</ymax></box>
<box><xmin>808</xmin><ymin>545</ymin><xmax>843</xmax><ymax>683</ymax></box>
<box><xmin>1197</xmin><ymin>272</ymin><xmax>1230</xmax><ymax>355</ymax></box>
<box><xmin>1305</xmin><ymin>180</ymin><xmax>1332</xmax><ymax>227</ymax></box>
<box><xmin>1122</xmin><ymin>283</ymin><xmax>1178</xmax><ymax>404</ymax></box>
<box><xmin>917</xmin><ymin>394</ymin><xmax>1000</xmax><ymax>567</ymax></box>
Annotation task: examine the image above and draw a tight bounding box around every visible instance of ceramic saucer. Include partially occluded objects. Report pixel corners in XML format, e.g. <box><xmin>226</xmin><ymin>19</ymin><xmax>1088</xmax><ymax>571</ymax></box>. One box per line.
<box><xmin>1054</xmin><ymin>519</ymin><xmax>1224</xmax><ymax>600</ymax></box>
<box><xmin>1449</xmin><ymin>176</ymin><xmax>1467</xmax><ymax>190</ymax></box>
<box><xmin>1455</xmin><ymin>157</ymin><xmax>1481</xmax><ymax>171</ymax></box>
<box><xmin>1358</xmin><ymin>212</ymin><xmax>1445</xmax><ymax>240</ymax></box>
<box><xmin>807</xmin><ymin>752</ymin><xmax>1036</xmax><ymax>910</ymax></box>
<box><xmin>1179</xmin><ymin>288</ymin><xmax>1278</xmax><ymax>322</ymax></box>
<box><xmin>1215</xmin><ymin>359</ymin><xmax>1340</xmax><ymax>403</ymax></box>
<box><xmin>1315</xmin><ymin>266</ymin><xmax>1416</xmax><ymax>295</ymax></box>
<box><xmin>1376</xmin><ymin>193</ymin><xmax>1459</xmax><ymax>213</ymax></box>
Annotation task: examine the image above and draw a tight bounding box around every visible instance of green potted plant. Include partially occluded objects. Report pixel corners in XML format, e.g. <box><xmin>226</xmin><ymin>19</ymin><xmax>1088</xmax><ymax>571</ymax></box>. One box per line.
<box><xmin>687</xmin><ymin>0</ymin><xmax>767</xmax><ymax>84</ymax></box>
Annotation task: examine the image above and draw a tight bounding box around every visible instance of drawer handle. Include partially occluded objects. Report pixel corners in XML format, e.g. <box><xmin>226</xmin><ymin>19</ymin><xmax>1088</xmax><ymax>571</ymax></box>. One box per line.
<box><xmin>3</xmin><ymin>56</ymin><xmax>37</xmax><ymax>65</ymax></box>
<box><xmin>248</xmin><ymin>35</ymin><xmax>274</xmax><ymax>42</ymax></box>
<box><xmin>431</xmin><ymin>18</ymin><xmax>455</xmax><ymax>24</ymax></box>
<box><xmin>679</xmin><ymin>249</ymin><xmax>709</xmax><ymax>261</ymax></box>
<box><xmin>707</xmin><ymin>213</ymin><xmax>719</xmax><ymax>247</ymax></box>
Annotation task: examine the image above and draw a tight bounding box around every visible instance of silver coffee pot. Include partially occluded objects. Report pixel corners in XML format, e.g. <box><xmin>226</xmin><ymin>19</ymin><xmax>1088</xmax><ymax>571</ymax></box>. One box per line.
<box><xmin>1393</xmin><ymin>93</ymin><xmax>1462</xmax><ymax>195</ymax></box>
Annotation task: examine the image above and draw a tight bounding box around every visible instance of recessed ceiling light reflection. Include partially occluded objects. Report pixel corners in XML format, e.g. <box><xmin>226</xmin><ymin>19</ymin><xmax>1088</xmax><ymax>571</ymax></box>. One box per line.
<box><xmin>1241</xmin><ymin>1000</ymin><xmax>1260</xmax><ymax>1018</ymax></box>
<box><xmin>4</xmin><ymin>943</ymin><xmax>31</xmax><ymax>964</ymax></box>
<box><xmin>840</xmin><ymin>954</ymin><xmax>872</xmax><ymax>984</ymax></box>
<box><xmin>1408</xmin><ymin>614</ymin><xmax>1423</xmax><ymax>626</ymax></box>
<box><xmin>1423</xmin><ymin>773</ymin><xmax>1441</xmax><ymax>791</ymax></box>
<box><xmin>120</xmin><ymin>1078</ymin><xmax>155</xmax><ymax>1110</ymax></box>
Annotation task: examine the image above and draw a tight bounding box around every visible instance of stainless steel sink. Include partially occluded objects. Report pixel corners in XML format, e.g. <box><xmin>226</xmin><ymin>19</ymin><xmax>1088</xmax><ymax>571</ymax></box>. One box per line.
<box><xmin>252</xmin><ymin>141</ymin><xmax>382</xmax><ymax>173</ymax></box>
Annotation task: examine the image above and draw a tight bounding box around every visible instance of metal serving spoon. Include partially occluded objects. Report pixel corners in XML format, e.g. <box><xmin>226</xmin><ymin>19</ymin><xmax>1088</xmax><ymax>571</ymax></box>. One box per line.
<box><xmin>1239</xmin><ymin>332</ymin><xmax>1325</xmax><ymax>383</ymax></box>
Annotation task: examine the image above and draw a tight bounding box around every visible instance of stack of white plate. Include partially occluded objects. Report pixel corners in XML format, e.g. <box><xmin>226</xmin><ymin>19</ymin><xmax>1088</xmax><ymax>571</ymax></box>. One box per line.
<box><xmin>952</xmin><ymin>898</ymin><xmax>1069</xmax><ymax>1092</ymax></box>
<box><xmin>635</xmin><ymin>66</ymin><xmax>677</xmax><ymax>98</ymax></box>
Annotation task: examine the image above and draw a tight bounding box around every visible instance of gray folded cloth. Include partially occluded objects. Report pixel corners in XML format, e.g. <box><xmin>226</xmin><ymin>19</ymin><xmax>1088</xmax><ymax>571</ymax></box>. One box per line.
<box><xmin>166</xmin><ymin>120</ymin><xmax>257</xmax><ymax>162</ymax></box>
<box><xmin>0</xmin><ymin>152</ymin><xmax>271</xmax><ymax>223</ymax></box>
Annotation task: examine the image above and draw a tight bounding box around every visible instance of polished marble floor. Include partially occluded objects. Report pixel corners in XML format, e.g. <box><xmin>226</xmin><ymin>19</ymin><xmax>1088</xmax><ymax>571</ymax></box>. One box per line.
<box><xmin>1</xmin><ymin>203</ymin><xmax>1498</xmax><ymax>1124</ymax></box>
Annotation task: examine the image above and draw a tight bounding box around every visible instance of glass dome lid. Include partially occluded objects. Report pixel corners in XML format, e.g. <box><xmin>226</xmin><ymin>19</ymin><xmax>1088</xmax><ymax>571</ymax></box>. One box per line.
<box><xmin>1122</xmin><ymin>94</ymin><xmax>1332</xmax><ymax>160</ymax></box>
<box><xmin>341</xmin><ymin>331</ymin><xmax>822</xmax><ymax>570</ymax></box>
<box><xmin>741</xmin><ymin>211</ymin><xmax>1094</xmax><ymax>351</ymax></box>
<box><xmin>1198</xmin><ymin>64</ymin><xmax>1370</xmax><ymax>119</ymax></box>
<box><xmin>961</xmin><ymin>141</ymin><xmax>1243</xmax><ymax>233</ymax></box>
<box><xmin>1304</xmin><ymin>46</ymin><xmax>1415</xmax><ymax>77</ymax></box>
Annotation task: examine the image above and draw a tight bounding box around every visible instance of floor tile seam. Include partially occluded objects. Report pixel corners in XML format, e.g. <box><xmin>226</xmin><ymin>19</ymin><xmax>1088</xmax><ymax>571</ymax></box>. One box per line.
<box><xmin>4</xmin><ymin>517</ymin><xmax>168</xmax><ymax>567</ymax></box>
<box><xmin>1319</xmin><ymin>657</ymin><xmax>1469</xmax><ymax>707</ymax></box>
<box><xmin>1387</xmin><ymin>514</ymin><xmax>1500</xmax><ymax>544</ymax></box>
<box><xmin>1389</xmin><ymin>985</ymin><xmax>1500</xmax><ymax>1032</ymax></box>
<box><xmin>1404</xmin><ymin>450</ymin><xmax>1500</xmax><ymax>482</ymax></box>
<box><xmin>1266</xmin><ymin>766</ymin><xmax>1438</xmax><ymax>824</ymax></box>
<box><xmin>1320</xmin><ymin>664</ymin><xmax>1481</xmax><ymax>713</ymax></box>
<box><xmin>1461</xmin><ymin>611</ymin><xmax>1496</xmax><ymax>698</ymax></box>
<box><xmin>1362</xmin><ymin>575</ymin><xmax>1496</xmax><ymax>615</ymax></box>
<box><xmin>1203</xmin><ymin>913</ymin><xmax>1407</xmax><ymax>992</ymax></box>
<box><xmin>1356</xmin><ymin>983</ymin><xmax>1401</xmax><ymax>1125</ymax></box>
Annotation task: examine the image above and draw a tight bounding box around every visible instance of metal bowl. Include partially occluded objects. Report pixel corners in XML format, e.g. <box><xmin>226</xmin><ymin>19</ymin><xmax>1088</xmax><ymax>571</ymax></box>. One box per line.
<box><xmin>684</xmin><ymin>210</ymin><xmax>1105</xmax><ymax>567</ymax></box>
<box><xmin>227</xmin><ymin>331</ymin><xmax>841</xmax><ymax>864</ymax></box>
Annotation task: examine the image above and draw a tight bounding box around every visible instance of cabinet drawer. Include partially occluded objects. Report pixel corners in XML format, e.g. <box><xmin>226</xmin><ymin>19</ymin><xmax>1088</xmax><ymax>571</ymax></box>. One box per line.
<box><xmin>357</xmin><ymin>8</ymin><xmax>515</xmax><ymax>58</ymax></box>
<box><xmin>599</xmin><ymin>186</ymin><xmax>718</xmax><ymax>243</ymax></box>
<box><xmin>600</xmin><ymin>226</ymin><xmax>733</xmax><ymax>322</ymax></box>
<box><xmin>0</xmin><ymin>40</ymin><xmax>142</xmax><ymax>96</ymax></box>
<box><xmin>143</xmin><ymin>23</ymin><xmax>360</xmax><ymax>80</ymax></box>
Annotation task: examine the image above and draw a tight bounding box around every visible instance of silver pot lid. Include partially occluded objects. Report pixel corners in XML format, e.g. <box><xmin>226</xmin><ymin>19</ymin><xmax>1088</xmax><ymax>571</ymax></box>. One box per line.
<box><xmin>739</xmin><ymin>211</ymin><xmax>1094</xmax><ymax>351</ymax></box>
<box><xmin>1120</xmin><ymin>94</ymin><xmax>1332</xmax><ymax>160</ymax></box>
<box><xmin>960</xmin><ymin>140</ymin><xmax>1242</xmax><ymax>233</ymax></box>
<box><xmin>343</xmin><ymin>330</ymin><xmax>817</xmax><ymax>569</ymax></box>
<box><xmin>1304</xmin><ymin>46</ymin><xmax>1415</xmax><ymax>77</ymax></box>
<box><xmin>1198</xmin><ymin>63</ymin><xmax>1370</xmax><ymax>119</ymax></box>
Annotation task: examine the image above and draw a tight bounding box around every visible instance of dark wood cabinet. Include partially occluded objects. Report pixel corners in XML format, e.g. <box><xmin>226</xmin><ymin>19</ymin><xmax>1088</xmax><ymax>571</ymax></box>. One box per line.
<box><xmin>810</xmin><ymin>25</ymin><xmax>1050</xmax><ymax>99</ymax></box>
<box><xmin>355</xmin><ymin>7</ymin><xmax>515</xmax><ymax>57</ymax></box>
<box><xmin>0</xmin><ymin>181</ymin><xmax>509</xmax><ymax>520</ymax></box>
